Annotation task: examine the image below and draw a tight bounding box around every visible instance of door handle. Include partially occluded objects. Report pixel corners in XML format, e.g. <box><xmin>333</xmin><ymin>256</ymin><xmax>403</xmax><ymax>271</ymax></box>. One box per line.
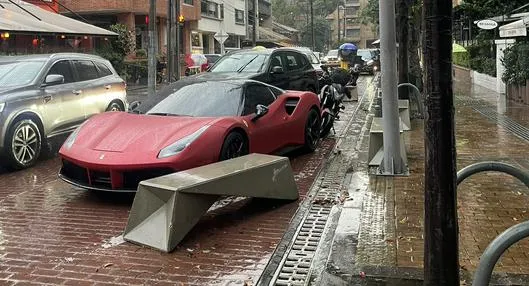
<box><xmin>105</xmin><ymin>85</ymin><xmax>111</xmax><ymax>90</ymax></box>
<box><xmin>72</xmin><ymin>90</ymin><xmax>82</xmax><ymax>95</ymax></box>
<box><xmin>43</xmin><ymin>95</ymin><xmax>52</xmax><ymax>102</ymax></box>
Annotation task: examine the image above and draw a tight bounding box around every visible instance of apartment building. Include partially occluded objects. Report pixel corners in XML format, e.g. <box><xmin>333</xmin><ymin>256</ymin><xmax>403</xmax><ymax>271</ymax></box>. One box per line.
<box><xmin>58</xmin><ymin>0</ymin><xmax>201</xmax><ymax>54</ymax></box>
<box><xmin>326</xmin><ymin>0</ymin><xmax>378</xmax><ymax>49</ymax></box>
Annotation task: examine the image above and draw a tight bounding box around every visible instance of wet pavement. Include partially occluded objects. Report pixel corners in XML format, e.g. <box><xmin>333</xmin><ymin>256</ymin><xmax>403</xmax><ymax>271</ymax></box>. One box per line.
<box><xmin>0</xmin><ymin>78</ymin><xmax>370</xmax><ymax>285</ymax></box>
<box><xmin>338</xmin><ymin>81</ymin><xmax>529</xmax><ymax>284</ymax></box>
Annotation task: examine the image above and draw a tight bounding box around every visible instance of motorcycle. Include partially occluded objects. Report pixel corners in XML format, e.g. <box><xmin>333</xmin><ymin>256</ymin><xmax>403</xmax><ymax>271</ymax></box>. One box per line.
<box><xmin>318</xmin><ymin>64</ymin><xmax>360</xmax><ymax>137</ymax></box>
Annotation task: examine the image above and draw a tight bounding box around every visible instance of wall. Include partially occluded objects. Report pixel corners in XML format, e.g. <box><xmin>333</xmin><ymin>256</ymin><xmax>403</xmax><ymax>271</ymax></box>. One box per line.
<box><xmin>472</xmin><ymin>70</ymin><xmax>497</xmax><ymax>92</ymax></box>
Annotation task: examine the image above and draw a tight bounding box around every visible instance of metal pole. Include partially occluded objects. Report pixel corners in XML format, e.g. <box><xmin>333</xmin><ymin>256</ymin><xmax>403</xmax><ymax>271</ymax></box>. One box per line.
<box><xmin>245</xmin><ymin>0</ymin><xmax>249</xmax><ymax>40</ymax></box>
<box><xmin>378</xmin><ymin>0</ymin><xmax>403</xmax><ymax>174</ymax></box>
<box><xmin>397</xmin><ymin>0</ymin><xmax>409</xmax><ymax>99</ymax></box>
<box><xmin>252</xmin><ymin>0</ymin><xmax>258</xmax><ymax>46</ymax></box>
<box><xmin>310</xmin><ymin>0</ymin><xmax>315</xmax><ymax>50</ymax></box>
<box><xmin>423</xmin><ymin>0</ymin><xmax>459</xmax><ymax>282</ymax></box>
<box><xmin>167</xmin><ymin>0</ymin><xmax>174</xmax><ymax>81</ymax></box>
<box><xmin>337</xmin><ymin>8</ymin><xmax>340</xmax><ymax>42</ymax></box>
<box><xmin>175</xmin><ymin>0</ymin><xmax>181</xmax><ymax>80</ymax></box>
<box><xmin>148</xmin><ymin>0</ymin><xmax>157</xmax><ymax>96</ymax></box>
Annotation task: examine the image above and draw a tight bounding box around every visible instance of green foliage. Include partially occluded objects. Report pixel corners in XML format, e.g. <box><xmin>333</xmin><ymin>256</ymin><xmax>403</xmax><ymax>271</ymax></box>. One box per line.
<box><xmin>465</xmin><ymin>41</ymin><xmax>496</xmax><ymax>77</ymax></box>
<box><xmin>136</xmin><ymin>49</ymin><xmax>147</xmax><ymax>58</ymax></box>
<box><xmin>455</xmin><ymin>0</ymin><xmax>528</xmax><ymax>20</ymax></box>
<box><xmin>453</xmin><ymin>52</ymin><xmax>470</xmax><ymax>68</ymax></box>
<box><xmin>502</xmin><ymin>41</ymin><xmax>529</xmax><ymax>86</ymax></box>
<box><xmin>299</xmin><ymin>17</ymin><xmax>332</xmax><ymax>52</ymax></box>
<box><xmin>96</xmin><ymin>24</ymin><xmax>135</xmax><ymax>77</ymax></box>
<box><xmin>359</xmin><ymin>0</ymin><xmax>379</xmax><ymax>29</ymax></box>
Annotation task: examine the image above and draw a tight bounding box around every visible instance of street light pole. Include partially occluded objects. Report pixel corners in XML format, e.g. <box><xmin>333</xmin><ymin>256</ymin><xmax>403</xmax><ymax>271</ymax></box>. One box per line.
<box><xmin>337</xmin><ymin>8</ymin><xmax>341</xmax><ymax>42</ymax></box>
<box><xmin>252</xmin><ymin>0</ymin><xmax>258</xmax><ymax>46</ymax></box>
<box><xmin>167</xmin><ymin>0</ymin><xmax>174</xmax><ymax>81</ymax></box>
<box><xmin>148</xmin><ymin>0</ymin><xmax>157</xmax><ymax>97</ymax></box>
<box><xmin>175</xmin><ymin>0</ymin><xmax>181</xmax><ymax>80</ymax></box>
<box><xmin>310</xmin><ymin>0</ymin><xmax>315</xmax><ymax>50</ymax></box>
<box><xmin>378</xmin><ymin>0</ymin><xmax>403</xmax><ymax>174</ymax></box>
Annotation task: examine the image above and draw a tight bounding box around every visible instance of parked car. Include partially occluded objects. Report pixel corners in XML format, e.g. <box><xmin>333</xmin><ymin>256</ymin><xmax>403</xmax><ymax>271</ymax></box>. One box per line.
<box><xmin>0</xmin><ymin>53</ymin><xmax>127</xmax><ymax>170</ymax></box>
<box><xmin>290</xmin><ymin>47</ymin><xmax>323</xmax><ymax>76</ymax></box>
<box><xmin>58</xmin><ymin>79</ymin><xmax>321</xmax><ymax>191</ymax></box>
<box><xmin>204</xmin><ymin>54</ymin><xmax>222</xmax><ymax>69</ymax></box>
<box><xmin>357</xmin><ymin>49</ymin><xmax>380</xmax><ymax>75</ymax></box>
<box><xmin>322</xmin><ymin>49</ymin><xmax>339</xmax><ymax>66</ymax></box>
<box><xmin>192</xmin><ymin>47</ymin><xmax>319</xmax><ymax>93</ymax></box>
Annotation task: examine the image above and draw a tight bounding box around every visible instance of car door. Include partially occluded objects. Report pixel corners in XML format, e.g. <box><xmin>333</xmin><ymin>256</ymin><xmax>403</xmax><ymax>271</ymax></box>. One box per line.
<box><xmin>40</xmin><ymin>60</ymin><xmax>85</xmax><ymax>136</ymax></box>
<box><xmin>242</xmin><ymin>83</ymin><xmax>289</xmax><ymax>154</ymax></box>
<box><xmin>71</xmin><ymin>59</ymin><xmax>108</xmax><ymax>119</ymax></box>
<box><xmin>267</xmin><ymin>52</ymin><xmax>289</xmax><ymax>90</ymax></box>
<box><xmin>283</xmin><ymin>52</ymin><xmax>305</xmax><ymax>91</ymax></box>
<box><xmin>93</xmin><ymin>60</ymin><xmax>124</xmax><ymax>111</ymax></box>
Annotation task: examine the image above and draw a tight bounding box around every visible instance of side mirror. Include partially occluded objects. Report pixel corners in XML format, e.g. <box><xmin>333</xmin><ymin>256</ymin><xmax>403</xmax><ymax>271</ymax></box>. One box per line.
<box><xmin>43</xmin><ymin>74</ymin><xmax>64</xmax><ymax>86</ymax></box>
<box><xmin>128</xmin><ymin>101</ymin><xmax>141</xmax><ymax>112</ymax></box>
<box><xmin>270</xmin><ymin>66</ymin><xmax>284</xmax><ymax>74</ymax></box>
<box><xmin>320</xmin><ymin>59</ymin><xmax>327</xmax><ymax>64</ymax></box>
<box><xmin>252</xmin><ymin>104</ymin><xmax>269</xmax><ymax>121</ymax></box>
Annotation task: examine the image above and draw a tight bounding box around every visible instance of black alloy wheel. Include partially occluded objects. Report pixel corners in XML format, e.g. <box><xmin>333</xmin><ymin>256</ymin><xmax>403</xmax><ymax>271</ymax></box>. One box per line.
<box><xmin>219</xmin><ymin>132</ymin><xmax>249</xmax><ymax>161</ymax></box>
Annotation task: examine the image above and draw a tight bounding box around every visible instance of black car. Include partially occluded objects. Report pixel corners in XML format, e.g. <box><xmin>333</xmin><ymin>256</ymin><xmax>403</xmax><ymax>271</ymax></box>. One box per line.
<box><xmin>192</xmin><ymin>48</ymin><xmax>319</xmax><ymax>93</ymax></box>
<box><xmin>357</xmin><ymin>49</ymin><xmax>380</xmax><ymax>75</ymax></box>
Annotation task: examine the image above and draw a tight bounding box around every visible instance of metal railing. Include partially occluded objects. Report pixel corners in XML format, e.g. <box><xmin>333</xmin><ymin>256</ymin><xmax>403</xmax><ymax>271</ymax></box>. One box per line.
<box><xmin>456</xmin><ymin>161</ymin><xmax>529</xmax><ymax>285</ymax></box>
<box><xmin>398</xmin><ymin>83</ymin><xmax>424</xmax><ymax>119</ymax></box>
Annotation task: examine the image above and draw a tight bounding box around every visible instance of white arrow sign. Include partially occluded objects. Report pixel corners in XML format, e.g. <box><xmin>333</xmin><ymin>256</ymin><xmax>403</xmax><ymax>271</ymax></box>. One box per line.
<box><xmin>214</xmin><ymin>32</ymin><xmax>229</xmax><ymax>44</ymax></box>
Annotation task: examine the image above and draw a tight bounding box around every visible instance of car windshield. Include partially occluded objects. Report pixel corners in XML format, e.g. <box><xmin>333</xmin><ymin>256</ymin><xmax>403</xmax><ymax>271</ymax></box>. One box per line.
<box><xmin>305</xmin><ymin>52</ymin><xmax>320</xmax><ymax>64</ymax></box>
<box><xmin>0</xmin><ymin>61</ymin><xmax>45</xmax><ymax>87</ymax></box>
<box><xmin>142</xmin><ymin>81</ymin><xmax>243</xmax><ymax>117</ymax></box>
<box><xmin>357</xmin><ymin>50</ymin><xmax>374</xmax><ymax>61</ymax></box>
<box><xmin>327</xmin><ymin>50</ymin><xmax>338</xmax><ymax>57</ymax></box>
<box><xmin>210</xmin><ymin>53</ymin><xmax>269</xmax><ymax>73</ymax></box>
<box><xmin>205</xmin><ymin>55</ymin><xmax>221</xmax><ymax>63</ymax></box>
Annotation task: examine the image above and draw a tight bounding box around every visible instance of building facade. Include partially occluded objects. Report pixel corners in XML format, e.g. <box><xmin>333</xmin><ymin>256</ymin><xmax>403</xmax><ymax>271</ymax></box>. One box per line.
<box><xmin>195</xmin><ymin>0</ymin><xmax>246</xmax><ymax>54</ymax></box>
<box><xmin>59</xmin><ymin>0</ymin><xmax>201</xmax><ymax>55</ymax></box>
<box><xmin>326</xmin><ymin>0</ymin><xmax>378</xmax><ymax>49</ymax></box>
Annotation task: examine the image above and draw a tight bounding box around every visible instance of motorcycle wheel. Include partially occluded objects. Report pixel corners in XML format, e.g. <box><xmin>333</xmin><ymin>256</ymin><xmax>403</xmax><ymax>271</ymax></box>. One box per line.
<box><xmin>320</xmin><ymin>113</ymin><xmax>334</xmax><ymax>138</ymax></box>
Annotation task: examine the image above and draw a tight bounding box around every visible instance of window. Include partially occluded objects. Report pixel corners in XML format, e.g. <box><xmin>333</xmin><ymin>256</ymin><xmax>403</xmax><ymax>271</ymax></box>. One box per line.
<box><xmin>269</xmin><ymin>54</ymin><xmax>283</xmax><ymax>70</ymax></box>
<box><xmin>0</xmin><ymin>61</ymin><xmax>45</xmax><ymax>87</ymax></box>
<box><xmin>201</xmin><ymin>0</ymin><xmax>222</xmax><ymax>19</ymax></box>
<box><xmin>47</xmin><ymin>60</ymin><xmax>74</xmax><ymax>83</ymax></box>
<box><xmin>184</xmin><ymin>0</ymin><xmax>193</xmax><ymax>4</ymax></box>
<box><xmin>345</xmin><ymin>7</ymin><xmax>358</xmax><ymax>16</ymax></box>
<box><xmin>235</xmin><ymin>9</ymin><xmax>245</xmax><ymax>24</ymax></box>
<box><xmin>285</xmin><ymin>54</ymin><xmax>301</xmax><ymax>71</ymax></box>
<box><xmin>242</xmin><ymin>84</ymin><xmax>276</xmax><ymax>115</ymax></box>
<box><xmin>94</xmin><ymin>61</ymin><xmax>113</xmax><ymax>77</ymax></box>
<box><xmin>346</xmin><ymin>29</ymin><xmax>360</xmax><ymax>38</ymax></box>
<box><xmin>73</xmin><ymin>60</ymin><xmax>99</xmax><ymax>81</ymax></box>
<box><xmin>270</xmin><ymin>86</ymin><xmax>284</xmax><ymax>97</ymax></box>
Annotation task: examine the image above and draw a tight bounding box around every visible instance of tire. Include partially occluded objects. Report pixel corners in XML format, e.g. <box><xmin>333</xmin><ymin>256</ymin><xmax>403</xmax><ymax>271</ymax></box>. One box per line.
<box><xmin>106</xmin><ymin>101</ymin><xmax>124</xmax><ymax>112</ymax></box>
<box><xmin>320</xmin><ymin>114</ymin><xmax>334</xmax><ymax>138</ymax></box>
<box><xmin>219</xmin><ymin>132</ymin><xmax>249</xmax><ymax>161</ymax></box>
<box><xmin>303</xmin><ymin>109</ymin><xmax>321</xmax><ymax>152</ymax></box>
<box><xmin>4</xmin><ymin>119</ymin><xmax>42</xmax><ymax>170</ymax></box>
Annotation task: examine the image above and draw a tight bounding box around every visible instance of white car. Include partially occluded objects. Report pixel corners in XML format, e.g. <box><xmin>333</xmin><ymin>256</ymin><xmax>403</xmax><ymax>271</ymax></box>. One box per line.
<box><xmin>322</xmin><ymin>49</ymin><xmax>339</xmax><ymax>66</ymax></box>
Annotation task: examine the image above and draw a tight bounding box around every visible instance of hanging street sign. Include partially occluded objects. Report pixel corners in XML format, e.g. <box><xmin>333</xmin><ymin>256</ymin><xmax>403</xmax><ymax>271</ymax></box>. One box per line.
<box><xmin>476</xmin><ymin>19</ymin><xmax>498</xmax><ymax>30</ymax></box>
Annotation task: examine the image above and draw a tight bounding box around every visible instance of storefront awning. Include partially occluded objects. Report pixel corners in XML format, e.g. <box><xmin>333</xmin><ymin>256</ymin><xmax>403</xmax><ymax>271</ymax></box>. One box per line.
<box><xmin>499</xmin><ymin>17</ymin><xmax>529</xmax><ymax>37</ymax></box>
<box><xmin>0</xmin><ymin>0</ymin><xmax>117</xmax><ymax>36</ymax></box>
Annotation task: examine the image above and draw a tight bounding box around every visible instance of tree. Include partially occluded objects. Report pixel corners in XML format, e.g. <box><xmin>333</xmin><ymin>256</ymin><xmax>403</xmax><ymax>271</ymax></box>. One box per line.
<box><xmin>299</xmin><ymin>17</ymin><xmax>331</xmax><ymax>52</ymax></box>
<box><xmin>97</xmin><ymin>24</ymin><xmax>135</xmax><ymax>76</ymax></box>
<box><xmin>359</xmin><ymin>0</ymin><xmax>379</xmax><ymax>31</ymax></box>
<box><xmin>456</xmin><ymin>0</ymin><xmax>528</xmax><ymax>20</ymax></box>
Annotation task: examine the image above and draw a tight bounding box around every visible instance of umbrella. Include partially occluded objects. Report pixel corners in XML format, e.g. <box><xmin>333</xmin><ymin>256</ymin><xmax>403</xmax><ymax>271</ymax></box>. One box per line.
<box><xmin>453</xmin><ymin>43</ymin><xmax>467</xmax><ymax>53</ymax></box>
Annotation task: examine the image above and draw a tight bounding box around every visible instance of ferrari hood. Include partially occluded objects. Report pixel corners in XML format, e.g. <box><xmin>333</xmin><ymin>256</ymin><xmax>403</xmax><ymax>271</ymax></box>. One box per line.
<box><xmin>74</xmin><ymin>112</ymin><xmax>215</xmax><ymax>153</ymax></box>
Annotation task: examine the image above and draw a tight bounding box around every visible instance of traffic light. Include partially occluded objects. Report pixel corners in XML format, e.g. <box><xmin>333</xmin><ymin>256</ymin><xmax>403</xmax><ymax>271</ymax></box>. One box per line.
<box><xmin>178</xmin><ymin>15</ymin><xmax>184</xmax><ymax>24</ymax></box>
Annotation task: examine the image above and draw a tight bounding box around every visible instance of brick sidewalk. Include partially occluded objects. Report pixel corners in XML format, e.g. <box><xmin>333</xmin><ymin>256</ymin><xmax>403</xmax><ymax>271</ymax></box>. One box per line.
<box><xmin>351</xmin><ymin>88</ymin><xmax>529</xmax><ymax>283</ymax></box>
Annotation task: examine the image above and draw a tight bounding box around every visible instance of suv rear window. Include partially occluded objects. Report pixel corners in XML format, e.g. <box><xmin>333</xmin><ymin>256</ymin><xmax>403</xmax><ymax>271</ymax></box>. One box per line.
<box><xmin>74</xmin><ymin>60</ymin><xmax>99</xmax><ymax>81</ymax></box>
<box><xmin>95</xmin><ymin>61</ymin><xmax>113</xmax><ymax>77</ymax></box>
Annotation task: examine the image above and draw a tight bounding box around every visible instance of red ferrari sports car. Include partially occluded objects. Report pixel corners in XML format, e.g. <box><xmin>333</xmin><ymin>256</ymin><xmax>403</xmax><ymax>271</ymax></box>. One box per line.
<box><xmin>58</xmin><ymin>79</ymin><xmax>321</xmax><ymax>191</ymax></box>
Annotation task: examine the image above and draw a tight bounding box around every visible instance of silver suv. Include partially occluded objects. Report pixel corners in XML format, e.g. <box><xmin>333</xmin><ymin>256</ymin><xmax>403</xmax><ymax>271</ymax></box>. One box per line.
<box><xmin>0</xmin><ymin>53</ymin><xmax>128</xmax><ymax>170</ymax></box>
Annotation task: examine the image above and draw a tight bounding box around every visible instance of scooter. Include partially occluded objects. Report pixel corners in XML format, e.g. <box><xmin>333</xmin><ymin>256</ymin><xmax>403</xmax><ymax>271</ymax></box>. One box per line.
<box><xmin>318</xmin><ymin>65</ymin><xmax>353</xmax><ymax>137</ymax></box>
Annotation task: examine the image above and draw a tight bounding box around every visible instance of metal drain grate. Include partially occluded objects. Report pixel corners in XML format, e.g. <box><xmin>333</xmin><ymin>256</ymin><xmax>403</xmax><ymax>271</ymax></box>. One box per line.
<box><xmin>456</xmin><ymin>96</ymin><xmax>529</xmax><ymax>142</ymax></box>
<box><xmin>274</xmin><ymin>206</ymin><xmax>331</xmax><ymax>286</ymax></box>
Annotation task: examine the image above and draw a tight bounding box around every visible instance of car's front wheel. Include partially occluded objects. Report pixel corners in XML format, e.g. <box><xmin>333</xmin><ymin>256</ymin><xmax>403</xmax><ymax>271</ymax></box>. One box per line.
<box><xmin>219</xmin><ymin>131</ymin><xmax>249</xmax><ymax>161</ymax></box>
<box><xmin>5</xmin><ymin>119</ymin><xmax>42</xmax><ymax>170</ymax></box>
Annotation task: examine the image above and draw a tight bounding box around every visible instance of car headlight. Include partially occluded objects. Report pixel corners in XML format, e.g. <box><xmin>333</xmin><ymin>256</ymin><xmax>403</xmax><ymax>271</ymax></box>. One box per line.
<box><xmin>64</xmin><ymin>121</ymin><xmax>88</xmax><ymax>149</ymax></box>
<box><xmin>0</xmin><ymin>103</ymin><xmax>5</xmax><ymax>113</ymax></box>
<box><xmin>158</xmin><ymin>125</ymin><xmax>210</xmax><ymax>159</ymax></box>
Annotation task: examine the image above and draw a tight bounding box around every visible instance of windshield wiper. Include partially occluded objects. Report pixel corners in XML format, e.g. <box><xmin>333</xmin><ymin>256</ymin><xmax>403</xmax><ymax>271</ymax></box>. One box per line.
<box><xmin>236</xmin><ymin>56</ymin><xmax>259</xmax><ymax>73</ymax></box>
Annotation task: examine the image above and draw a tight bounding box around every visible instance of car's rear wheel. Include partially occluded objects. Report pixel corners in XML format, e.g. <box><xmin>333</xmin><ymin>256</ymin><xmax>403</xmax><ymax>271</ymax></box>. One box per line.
<box><xmin>303</xmin><ymin>108</ymin><xmax>321</xmax><ymax>152</ymax></box>
<box><xmin>219</xmin><ymin>131</ymin><xmax>249</xmax><ymax>161</ymax></box>
<box><xmin>106</xmin><ymin>101</ymin><xmax>124</xmax><ymax>112</ymax></box>
<box><xmin>5</xmin><ymin>119</ymin><xmax>42</xmax><ymax>170</ymax></box>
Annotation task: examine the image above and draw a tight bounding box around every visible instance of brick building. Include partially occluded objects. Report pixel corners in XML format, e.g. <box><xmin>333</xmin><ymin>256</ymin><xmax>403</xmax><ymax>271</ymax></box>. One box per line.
<box><xmin>58</xmin><ymin>0</ymin><xmax>201</xmax><ymax>55</ymax></box>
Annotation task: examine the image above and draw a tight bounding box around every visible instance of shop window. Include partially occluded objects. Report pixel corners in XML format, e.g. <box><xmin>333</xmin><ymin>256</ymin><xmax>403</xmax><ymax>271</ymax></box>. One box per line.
<box><xmin>235</xmin><ymin>9</ymin><xmax>245</xmax><ymax>24</ymax></box>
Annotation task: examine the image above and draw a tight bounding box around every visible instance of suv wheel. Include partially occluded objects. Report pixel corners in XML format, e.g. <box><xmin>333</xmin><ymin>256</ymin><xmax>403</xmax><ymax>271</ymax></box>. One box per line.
<box><xmin>106</xmin><ymin>102</ymin><xmax>124</xmax><ymax>112</ymax></box>
<box><xmin>5</xmin><ymin>119</ymin><xmax>42</xmax><ymax>170</ymax></box>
